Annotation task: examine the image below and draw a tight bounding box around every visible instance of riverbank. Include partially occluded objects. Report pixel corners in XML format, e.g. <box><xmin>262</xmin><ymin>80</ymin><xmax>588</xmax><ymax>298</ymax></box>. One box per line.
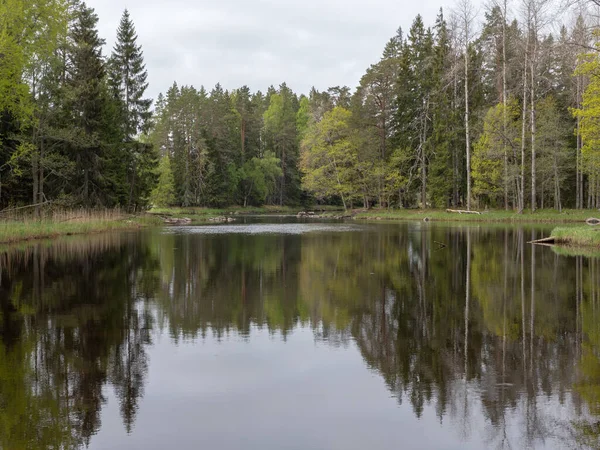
<box><xmin>549</xmin><ymin>227</ymin><xmax>600</xmax><ymax>248</ymax></box>
<box><xmin>354</xmin><ymin>208</ymin><xmax>598</xmax><ymax>224</ymax></box>
<box><xmin>148</xmin><ymin>205</ymin><xmax>343</xmax><ymax>222</ymax></box>
<box><xmin>0</xmin><ymin>212</ymin><xmax>161</xmax><ymax>244</ymax></box>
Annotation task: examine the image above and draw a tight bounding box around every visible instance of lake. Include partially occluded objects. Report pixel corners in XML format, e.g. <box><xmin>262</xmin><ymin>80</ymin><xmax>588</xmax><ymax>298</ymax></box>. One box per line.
<box><xmin>0</xmin><ymin>217</ymin><xmax>598</xmax><ymax>449</ymax></box>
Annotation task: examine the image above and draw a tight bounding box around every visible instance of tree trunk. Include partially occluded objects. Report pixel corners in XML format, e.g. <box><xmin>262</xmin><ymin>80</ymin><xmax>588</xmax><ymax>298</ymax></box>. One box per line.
<box><xmin>39</xmin><ymin>136</ymin><xmax>44</xmax><ymax>207</ymax></box>
<box><xmin>84</xmin><ymin>166</ymin><xmax>89</xmax><ymax>208</ymax></box>
<box><xmin>128</xmin><ymin>160</ymin><xmax>137</xmax><ymax>212</ymax></box>
<box><xmin>465</xmin><ymin>47</ymin><xmax>471</xmax><ymax>211</ymax></box>
<box><xmin>553</xmin><ymin>156</ymin><xmax>561</xmax><ymax>212</ymax></box>
<box><xmin>520</xmin><ymin>51</ymin><xmax>528</xmax><ymax>213</ymax></box>
<box><xmin>530</xmin><ymin>40</ymin><xmax>537</xmax><ymax>213</ymax></box>
<box><xmin>502</xmin><ymin>0</ymin><xmax>509</xmax><ymax>210</ymax></box>
<box><xmin>32</xmin><ymin>150</ymin><xmax>39</xmax><ymax>220</ymax></box>
<box><xmin>575</xmin><ymin>76</ymin><xmax>583</xmax><ymax>209</ymax></box>
<box><xmin>453</xmin><ymin>63</ymin><xmax>460</xmax><ymax>207</ymax></box>
<box><xmin>32</xmin><ymin>126</ymin><xmax>40</xmax><ymax>219</ymax></box>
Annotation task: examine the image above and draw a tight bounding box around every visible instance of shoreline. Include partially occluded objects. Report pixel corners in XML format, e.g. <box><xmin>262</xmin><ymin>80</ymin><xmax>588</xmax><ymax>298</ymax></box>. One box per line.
<box><xmin>353</xmin><ymin>208</ymin><xmax>599</xmax><ymax>224</ymax></box>
<box><xmin>3</xmin><ymin>208</ymin><xmax>599</xmax><ymax>250</ymax></box>
<box><xmin>150</xmin><ymin>206</ymin><xmax>600</xmax><ymax>224</ymax></box>
<box><xmin>548</xmin><ymin>227</ymin><xmax>600</xmax><ymax>249</ymax></box>
<box><xmin>0</xmin><ymin>216</ymin><xmax>161</xmax><ymax>245</ymax></box>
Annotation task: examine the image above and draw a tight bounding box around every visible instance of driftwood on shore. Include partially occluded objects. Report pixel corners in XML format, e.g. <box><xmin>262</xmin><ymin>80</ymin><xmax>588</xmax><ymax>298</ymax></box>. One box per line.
<box><xmin>445</xmin><ymin>209</ymin><xmax>482</xmax><ymax>215</ymax></box>
<box><xmin>164</xmin><ymin>217</ymin><xmax>192</xmax><ymax>225</ymax></box>
<box><xmin>528</xmin><ymin>236</ymin><xmax>556</xmax><ymax>245</ymax></box>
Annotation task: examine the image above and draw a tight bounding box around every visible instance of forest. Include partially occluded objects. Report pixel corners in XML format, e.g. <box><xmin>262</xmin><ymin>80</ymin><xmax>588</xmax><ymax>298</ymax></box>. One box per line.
<box><xmin>3</xmin><ymin>0</ymin><xmax>600</xmax><ymax>212</ymax></box>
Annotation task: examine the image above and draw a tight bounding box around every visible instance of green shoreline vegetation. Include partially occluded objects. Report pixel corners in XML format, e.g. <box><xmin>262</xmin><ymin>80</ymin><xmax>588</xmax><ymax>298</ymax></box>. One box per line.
<box><xmin>1</xmin><ymin>206</ymin><xmax>599</xmax><ymax>246</ymax></box>
<box><xmin>354</xmin><ymin>208</ymin><xmax>599</xmax><ymax>223</ymax></box>
<box><xmin>0</xmin><ymin>210</ymin><xmax>161</xmax><ymax>244</ymax></box>
<box><xmin>550</xmin><ymin>227</ymin><xmax>600</xmax><ymax>249</ymax></box>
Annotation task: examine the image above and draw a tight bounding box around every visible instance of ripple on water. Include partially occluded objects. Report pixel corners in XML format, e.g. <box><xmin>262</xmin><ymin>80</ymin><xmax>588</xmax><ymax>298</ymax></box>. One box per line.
<box><xmin>161</xmin><ymin>223</ymin><xmax>362</xmax><ymax>235</ymax></box>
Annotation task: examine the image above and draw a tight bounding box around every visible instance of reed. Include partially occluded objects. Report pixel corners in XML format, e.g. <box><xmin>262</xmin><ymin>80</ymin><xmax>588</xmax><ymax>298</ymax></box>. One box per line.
<box><xmin>0</xmin><ymin>208</ymin><xmax>160</xmax><ymax>244</ymax></box>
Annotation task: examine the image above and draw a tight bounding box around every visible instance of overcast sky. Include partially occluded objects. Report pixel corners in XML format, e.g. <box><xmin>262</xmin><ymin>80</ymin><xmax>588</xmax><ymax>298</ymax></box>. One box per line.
<box><xmin>87</xmin><ymin>0</ymin><xmax>459</xmax><ymax>100</ymax></box>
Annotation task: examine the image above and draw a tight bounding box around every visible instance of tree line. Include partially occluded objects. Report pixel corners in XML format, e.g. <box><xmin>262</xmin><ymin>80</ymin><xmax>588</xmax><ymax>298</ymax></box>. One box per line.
<box><xmin>3</xmin><ymin>0</ymin><xmax>600</xmax><ymax>211</ymax></box>
<box><xmin>0</xmin><ymin>0</ymin><xmax>153</xmax><ymax>213</ymax></box>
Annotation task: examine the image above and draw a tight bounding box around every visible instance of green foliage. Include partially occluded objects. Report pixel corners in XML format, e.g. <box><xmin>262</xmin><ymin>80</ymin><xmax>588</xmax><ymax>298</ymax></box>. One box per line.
<box><xmin>473</xmin><ymin>100</ymin><xmax>520</xmax><ymax>206</ymax></box>
<box><xmin>296</xmin><ymin>96</ymin><xmax>310</xmax><ymax>142</ymax></box>
<box><xmin>150</xmin><ymin>156</ymin><xmax>175</xmax><ymax>207</ymax></box>
<box><xmin>239</xmin><ymin>152</ymin><xmax>282</xmax><ymax>206</ymax></box>
<box><xmin>572</xmin><ymin>34</ymin><xmax>600</xmax><ymax>194</ymax></box>
<box><xmin>263</xmin><ymin>85</ymin><xmax>300</xmax><ymax>205</ymax></box>
<box><xmin>0</xmin><ymin>3</ymin><xmax>595</xmax><ymax>212</ymax></box>
<box><xmin>300</xmin><ymin>107</ymin><xmax>361</xmax><ymax>209</ymax></box>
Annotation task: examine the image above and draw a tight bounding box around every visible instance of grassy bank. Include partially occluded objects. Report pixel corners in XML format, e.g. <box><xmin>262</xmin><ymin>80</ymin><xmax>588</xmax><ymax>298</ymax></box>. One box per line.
<box><xmin>354</xmin><ymin>208</ymin><xmax>599</xmax><ymax>224</ymax></box>
<box><xmin>148</xmin><ymin>205</ymin><xmax>343</xmax><ymax>222</ymax></box>
<box><xmin>550</xmin><ymin>227</ymin><xmax>600</xmax><ymax>248</ymax></box>
<box><xmin>0</xmin><ymin>210</ymin><xmax>161</xmax><ymax>244</ymax></box>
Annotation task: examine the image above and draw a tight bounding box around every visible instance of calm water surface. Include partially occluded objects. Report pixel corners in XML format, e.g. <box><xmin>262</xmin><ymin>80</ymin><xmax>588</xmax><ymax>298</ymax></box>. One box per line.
<box><xmin>1</xmin><ymin>218</ymin><xmax>599</xmax><ymax>449</ymax></box>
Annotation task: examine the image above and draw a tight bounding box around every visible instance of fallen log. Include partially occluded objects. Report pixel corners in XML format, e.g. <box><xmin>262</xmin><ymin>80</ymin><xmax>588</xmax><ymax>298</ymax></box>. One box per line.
<box><xmin>446</xmin><ymin>209</ymin><xmax>481</xmax><ymax>215</ymax></box>
<box><xmin>528</xmin><ymin>236</ymin><xmax>555</xmax><ymax>245</ymax></box>
<box><xmin>586</xmin><ymin>217</ymin><xmax>600</xmax><ymax>226</ymax></box>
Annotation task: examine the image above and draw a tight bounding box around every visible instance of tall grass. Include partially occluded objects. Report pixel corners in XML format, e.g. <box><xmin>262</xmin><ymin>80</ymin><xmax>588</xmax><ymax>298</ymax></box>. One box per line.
<box><xmin>0</xmin><ymin>207</ymin><xmax>158</xmax><ymax>244</ymax></box>
<box><xmin>551</xmin><ymin>227</ymin><xmax>600</xmax><ymax>247</ymax></box>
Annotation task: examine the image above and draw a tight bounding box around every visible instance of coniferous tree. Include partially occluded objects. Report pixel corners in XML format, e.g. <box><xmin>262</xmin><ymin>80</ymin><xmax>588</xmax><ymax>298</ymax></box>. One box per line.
<box><xmin>110</xmin><ymin>9</ymin><xmax>151</xmax><ymax>140</ymax></box>
<box><xmin>67</xmin><ymin>3</ymin><xmax>108</xmax><ymax>207</ymax></box>
<box><xmin>110</xmin><ymin>9</ymin><xmax>153</xmax><ymax>210</ymax></box>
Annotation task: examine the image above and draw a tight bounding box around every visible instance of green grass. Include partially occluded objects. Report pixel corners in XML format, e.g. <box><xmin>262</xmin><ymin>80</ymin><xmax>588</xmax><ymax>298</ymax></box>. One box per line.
<box><xmin>0</xmin><ymin>214</ymin><xmax>162</xmax><ymax>244</ymax></box>
<box><xmin>550</xmin><ymin>226</ymin><xmax>600</xmax><ymax>248</ymax></box>
<box><xmin>354</xmin><ymin>208</ymin><xmax>600</xmax><ymax>224</ymax></box>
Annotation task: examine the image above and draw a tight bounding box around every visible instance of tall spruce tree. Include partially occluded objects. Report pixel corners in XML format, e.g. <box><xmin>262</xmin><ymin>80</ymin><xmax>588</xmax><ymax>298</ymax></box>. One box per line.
<box><xmin>67</xmin><ymin>3</ymin><xmax>107</xmax><ymax>207</ymax></box>
<box><xmin>110</xmin><ymin>9</ymin><xmax>153</xmax><ymax>210</ymax></box>
<box><xmin>111</xmin><ymin>9</ymin><xmax>151</xmax><ymax>140</ymax></box>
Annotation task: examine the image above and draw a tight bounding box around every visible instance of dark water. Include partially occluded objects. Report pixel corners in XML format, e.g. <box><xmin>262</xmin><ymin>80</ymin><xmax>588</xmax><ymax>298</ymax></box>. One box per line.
<box><xmin>1</xmin><ymin>219</ymin><xmax>599</xmax><ymax>449</ymax></box>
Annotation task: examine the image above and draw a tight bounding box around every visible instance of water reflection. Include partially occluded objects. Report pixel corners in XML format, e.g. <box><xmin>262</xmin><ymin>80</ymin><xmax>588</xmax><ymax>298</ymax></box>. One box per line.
<box><xmin>0</xmin><ymin>234</ymin><xmax>155</xmax><ymax>448</ymax></box>
<box><xmin>0</xmin><ymin>223</ymin><xmax>599</xmax><ymax>448</ymax></box>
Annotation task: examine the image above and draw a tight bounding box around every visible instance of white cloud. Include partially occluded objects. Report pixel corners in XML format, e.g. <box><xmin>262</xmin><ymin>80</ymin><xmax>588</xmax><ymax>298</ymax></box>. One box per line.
<box><xmin>87</xmin><ymin>0</ymin><xmax>450</xmax><ymax>99</ymax></box>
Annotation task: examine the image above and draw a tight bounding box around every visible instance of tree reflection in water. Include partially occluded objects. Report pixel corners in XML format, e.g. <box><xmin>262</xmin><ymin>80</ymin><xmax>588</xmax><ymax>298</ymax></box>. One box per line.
<box><xmin>0</xmin><ymin>223</ymin><xmax>600</xmax><ymax>448</ymax></box>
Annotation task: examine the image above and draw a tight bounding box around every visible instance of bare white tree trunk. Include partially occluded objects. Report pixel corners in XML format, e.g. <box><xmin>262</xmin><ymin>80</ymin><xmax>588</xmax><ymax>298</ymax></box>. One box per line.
<box><xmin>455</xmin><ymin>0</ymin><xmax>477</xmax><ymax>210</ymax></box>
<box><xmin>523</xmin><ymin>0</ymin><xmax>551</xmax><ymax>212</ymax></box>
<box><xmin>520</xmin><ymin>53</ymin><xmax>528</xmax><ymax>213</ymax></box>
<box><xmin>531</xmin><ymin>54</ymin><xmax>537</xmax><ymax>212</ymax></box>
<box><xmin>500</xmin><ymin>0</ymin><xmax>509</xmax><ymax>210</ymax></box>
